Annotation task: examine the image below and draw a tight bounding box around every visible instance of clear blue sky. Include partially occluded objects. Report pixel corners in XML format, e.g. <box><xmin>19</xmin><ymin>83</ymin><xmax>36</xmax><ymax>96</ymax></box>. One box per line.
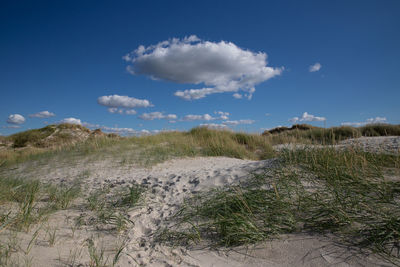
<box><xmin>1</xmin><ymin>0</ymin><xmax>399</xmax><ymax>135</ymax></box>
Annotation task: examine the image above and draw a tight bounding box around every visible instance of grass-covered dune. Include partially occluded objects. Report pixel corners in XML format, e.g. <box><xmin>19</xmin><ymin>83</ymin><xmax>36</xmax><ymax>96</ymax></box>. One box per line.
<box><xmin>263</xmin><ymin>123</ymin><xmax>400</xmax><ymax>144</ymax></box>
<box><xmin>2</xmin><ymin>123</ymin><xmax>400</xmax><ymax>168</ymax></box>
<box><xmin>1</xmin><ymin>124</ymin><xmax>400</xmax><ymax>265</ymax></box>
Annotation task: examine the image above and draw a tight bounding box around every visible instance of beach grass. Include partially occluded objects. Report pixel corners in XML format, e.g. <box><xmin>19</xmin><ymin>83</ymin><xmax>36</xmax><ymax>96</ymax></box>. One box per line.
<box><xmin>159</xmin><ymin>148</ymin><xmax>400</xmax><ymax>263</ymax></box>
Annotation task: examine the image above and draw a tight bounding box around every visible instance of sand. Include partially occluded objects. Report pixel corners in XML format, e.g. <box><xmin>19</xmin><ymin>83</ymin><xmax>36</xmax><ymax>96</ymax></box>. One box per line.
<box><xmin>1</xmin><ymin>137</ymin><xmax>398</xmax><ymax>266</ymax></box>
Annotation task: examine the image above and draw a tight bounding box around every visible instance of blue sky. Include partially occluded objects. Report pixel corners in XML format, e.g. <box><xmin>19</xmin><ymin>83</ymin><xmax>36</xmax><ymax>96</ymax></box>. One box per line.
<box><xmin>1</xmin><ymin>0</ymin><xmax>399</xmax><ymax>135</ymax></box>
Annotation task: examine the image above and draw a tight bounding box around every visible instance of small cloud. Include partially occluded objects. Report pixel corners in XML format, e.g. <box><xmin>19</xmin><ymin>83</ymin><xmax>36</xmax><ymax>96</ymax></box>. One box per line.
<box><xmin>125</xmin><ymin>109</ymin><xmax>137</xmax><ymax>115</ymax></box>
<box><xmin>124</xmin><ymin>35</ymin><xmax>283</xmax><ymax>100</ymax></box>
<box><xmin>309</xmin><ymin>62</ymin><xmax>321</xmax><ymax>72</ymax></box>
<box><xmin>29</xmin><ymin>111</ymin><xmax>56</xmax><ymax>118</ymax></box>
<box><xmin>107</xmin><ymin>108</ymin><xmax>137</xmax><ymax>115</ymax></box>
<box><xmin>100</xmin><ymin>126</ymin><xmax>137</xmax><ymax>136</ymax></box>
<box><xmin>182</xmin><ymin>114</ymin><xmax>215</xmax><ymax>121</ymax></box>
<box><xmin>199</xmin><ymin>123</ymin><xmax>229</xmax><ymax>130</ymax></box>
<box><xmin>214</xmin><ymin>111</ymin><xmax>230</xmax><ymax>120</ymax></box>
<box><xmin>233</xmin><ymin>93</ymin><xmax>243</xmax><ymax>99</ymax></box>
<box><xmin>138</xmin><ymin>112</ymin><xmax>177</xmax><ymax>121</ymax></box>
<box><xmin>289</xmin><ymin>112</ymin><xmax>326</xmax><ymax>123</ymax></box>
<box><xmin>7</xmin><ymin>114</ymin><xmax>25</xmax><ymax>124</ymax></box>
<box><xmin>59</xmin><ymin>117</ymin><xmax>82</xmax><ymax>125</ymax></box>
<box><xmin>341</xmin><ymin>116</ymin><xmax>387</xmax><ymax>127</ymax></box>
<box><xmin>265</xmin><ymin>113</ymin><xmax>271</xmax><ymax>117</ymax></box>
<box><xmin>224</xmin><ymin>119</ymin><xmax>255</xmax><ymax>126</ymax></box>
<box><xmin>98</xmin><ymin>95</ymin><xmax>152</xmax><ymax>108</ymax></box>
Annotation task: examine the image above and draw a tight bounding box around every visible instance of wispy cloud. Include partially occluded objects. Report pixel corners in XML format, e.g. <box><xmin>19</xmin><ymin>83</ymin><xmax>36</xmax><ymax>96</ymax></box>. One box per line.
<box><xmin>107</xmin><ymin>108</ymin><xmax>137</xmax><ymax>115</ymax></box>
<box><xmin>309</xmin><ymin>62</ymin><xmax>321</xmax><ymax>72</ymax></box>
<box><xmin>341</xmin><ymin>117</ymin><xmax>387</xmax><ymax>127</ymax></box>
<box><xmin>124</xmin><ymin>35</ymin><xmax>283</xmax><ymax>100</ymax></box>
<box><xmin>2</xmin><ymin>125</ymin><xmax>21</xmax><ymax>129</ymax></box>
<box><xmin>224</xmin><ymin>119</ymin><xmax>255</xmax><ymax>126</ymax></box>
<box><xmin>289</xmin><ymin>112</ymin><xmax>326</xmax><ymax>123</ymax></box>
<box><xmin>7</xmin><ymin>114</ymin><xmax>25</xmax><ymax>124</ymax></box>
<box><xmin>29</xmin><ymin>111</ymin><xmax>56</xmax><ymax>118</ymax></box>
<box><xmin>138</xmin><ymin>112</ymin><xmax>177</xmax><ymax>121</ymax></box>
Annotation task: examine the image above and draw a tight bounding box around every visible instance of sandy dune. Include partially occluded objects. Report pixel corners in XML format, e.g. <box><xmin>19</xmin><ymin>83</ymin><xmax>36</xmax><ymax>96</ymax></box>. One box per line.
<box><xmin>1</xmin><ymin>154</ymin><xmax>393</xmax><ymax>266</ymax></box>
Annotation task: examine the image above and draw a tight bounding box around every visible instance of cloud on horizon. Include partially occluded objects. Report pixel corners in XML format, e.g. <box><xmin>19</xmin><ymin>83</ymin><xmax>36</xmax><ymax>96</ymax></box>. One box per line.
<box><xmin>341</xmin><ymin>117</ymin><xmax>387</xmax><ymax>127</ymax></box>
<box><xmin>7</xmin><ymin>114</ymin><xmax>25</xmax><ymax>124</ymax></box>
<box><xmin>124</xmin><ymin>35</ymin><xmax>283</xmax><ymax>100</ymax></box>
<box><xmin>138</xmin><ymin>112</ymin><xmax>177</xmax><ymax>121</ymax></box>
<box><xmin>59</xmin><ymin>117</ymin><xmax>82</xmax><ymax>125</ymax></box>
<box><xmin>29</xmin><ymin>111</ymin><xmax>56</xmax><ymax>118</ymax></box>
<box><xmin>199</xmin><ymin>123</ymin><xmax>230</xmax><ymax>130</ymax></box>
<box><xmin>289</xmin><ymin>112</ymin><xmax>326</xmax><ymax>123</ymax></box>
<box><xmin>224</xmin><ymin>119</ymin><xmax>255</xmax><ymax>126</ymax></box>
<box><xmin>2</xmin><ymin>125</ymin><xmax>21</xmax><ymax>129</ymax></box>
<box><xmin>309</xmin><ymin>62</ymin><xmax>321</xmax><ymax>72</ymax></box>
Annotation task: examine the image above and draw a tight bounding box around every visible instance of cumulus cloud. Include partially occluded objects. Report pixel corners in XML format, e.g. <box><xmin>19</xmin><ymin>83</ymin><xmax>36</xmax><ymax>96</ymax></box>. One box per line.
<box><xmin>7</xmin><ymin>114</ymin><xmax>25</xmax><ymax>124</ymax></box>
<box><xmin>309</xmin><ymin>62</ymin><xmax>321</xmax><ymax>72</ymax></box>
<box><xmin>341</xmin><ymin>117</ymin><xmax>387</xmax><ymax>127</ymax></box>
<box><xmin>29</xmin><ymin>111</ymin><xmax>56</xmax><ymax>118</ymax></box>
<box><xmin>224</xmin><ymin>119</ymin><xmax>255</xmax><ymax>126</ymax></box>
<box><xmin>59</xmin><ymin>118</ymin><xmax>82</xmax><ymax>125</ymax></box>
<box><xmin>289</xmin><ymin>112</ymin><xmax>326</xmax><ymax>123</ymax></box>
<box><xmin>138</xmin><ymin>112</ymin><xmax>177</xmax><ymax>121</ymax></box>
<box><xmin>98</xmin><ymin>95</ymin><xmax>152</xmax><ymax>115</ymax></box>
<box><xmin>124</xmin><ymin>35</ymin><xmax>283</xmax><ymax>100</ymax></box>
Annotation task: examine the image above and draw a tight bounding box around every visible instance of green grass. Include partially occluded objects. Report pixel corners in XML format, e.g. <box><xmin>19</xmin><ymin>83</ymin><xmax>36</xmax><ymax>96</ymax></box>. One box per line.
<box><xmin>0</xmin><ymin>176</ymin><xmax>82</xmax><ymax>231</ymax></box>
<box><xmin>78</xmin><ymin>184</ymin><xmax>145</xmax><ymax>233</ymax></box>
<box><xmin>1</xmin><ymin>127</ymin><xmax>276</xmax><ymax>169</ymax></box>
<box><xmin>263</xmin><ymin>123</ymin><xmax>400</xmax><ymax>145</ymax></box>
<box><xmin>159</xmin><ymin>148</ymin><xmax>400</xmax><ymax>263</ymax></box>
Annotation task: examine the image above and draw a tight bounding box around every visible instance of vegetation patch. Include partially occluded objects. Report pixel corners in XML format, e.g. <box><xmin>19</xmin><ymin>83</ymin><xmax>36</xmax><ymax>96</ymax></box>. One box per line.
<box><xmin>159</xmin><ymin>148</ymin><xmax>400</xmax><ymax>264</ymax></box>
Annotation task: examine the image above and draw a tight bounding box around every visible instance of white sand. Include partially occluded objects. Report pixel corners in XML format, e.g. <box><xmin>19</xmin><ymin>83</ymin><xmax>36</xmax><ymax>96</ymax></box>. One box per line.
<box><xmin>1</xmin><ymin>156</ymin><xmax>394</xmax><ymax>266</ymax></box>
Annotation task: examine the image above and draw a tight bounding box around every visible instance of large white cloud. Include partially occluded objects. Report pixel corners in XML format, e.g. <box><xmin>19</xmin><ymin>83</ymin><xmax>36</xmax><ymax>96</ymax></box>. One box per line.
<box><xmin>7</xmin><ymin>114</ymin><xmax>25</xmax><ymax>124</ymax></box>
<box><xmin>309</xmin><ymin>62</ymin><xmax>321</xmax><ymax>72</ymax></box>
<box><xmin>59</xmin><ymin>118</ymin><xmax>82</xmax><ymax>125</ymax></box>
<box><xmin>289</xmin><ymin>112</ymin><xmax>326</xmax><ymax>123</ymax></box>
<box><xmin>29</xmin><ymin>111</ymin><xmax>56</xmax><ymax>118</ymax></box>
<box><xmin>124</xmin><ymin>35</ymin><xmax>283</xmax><ymax>100</ymax></box>
<box><xmin>341</xmin><ymin>117</ymin><xmax>387</xmax><ymax>127</ymax></box>
<box><xmin>138</xmin><ymin>112</ymin><xmax>177</xmax><ymax>121</ymax></box>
